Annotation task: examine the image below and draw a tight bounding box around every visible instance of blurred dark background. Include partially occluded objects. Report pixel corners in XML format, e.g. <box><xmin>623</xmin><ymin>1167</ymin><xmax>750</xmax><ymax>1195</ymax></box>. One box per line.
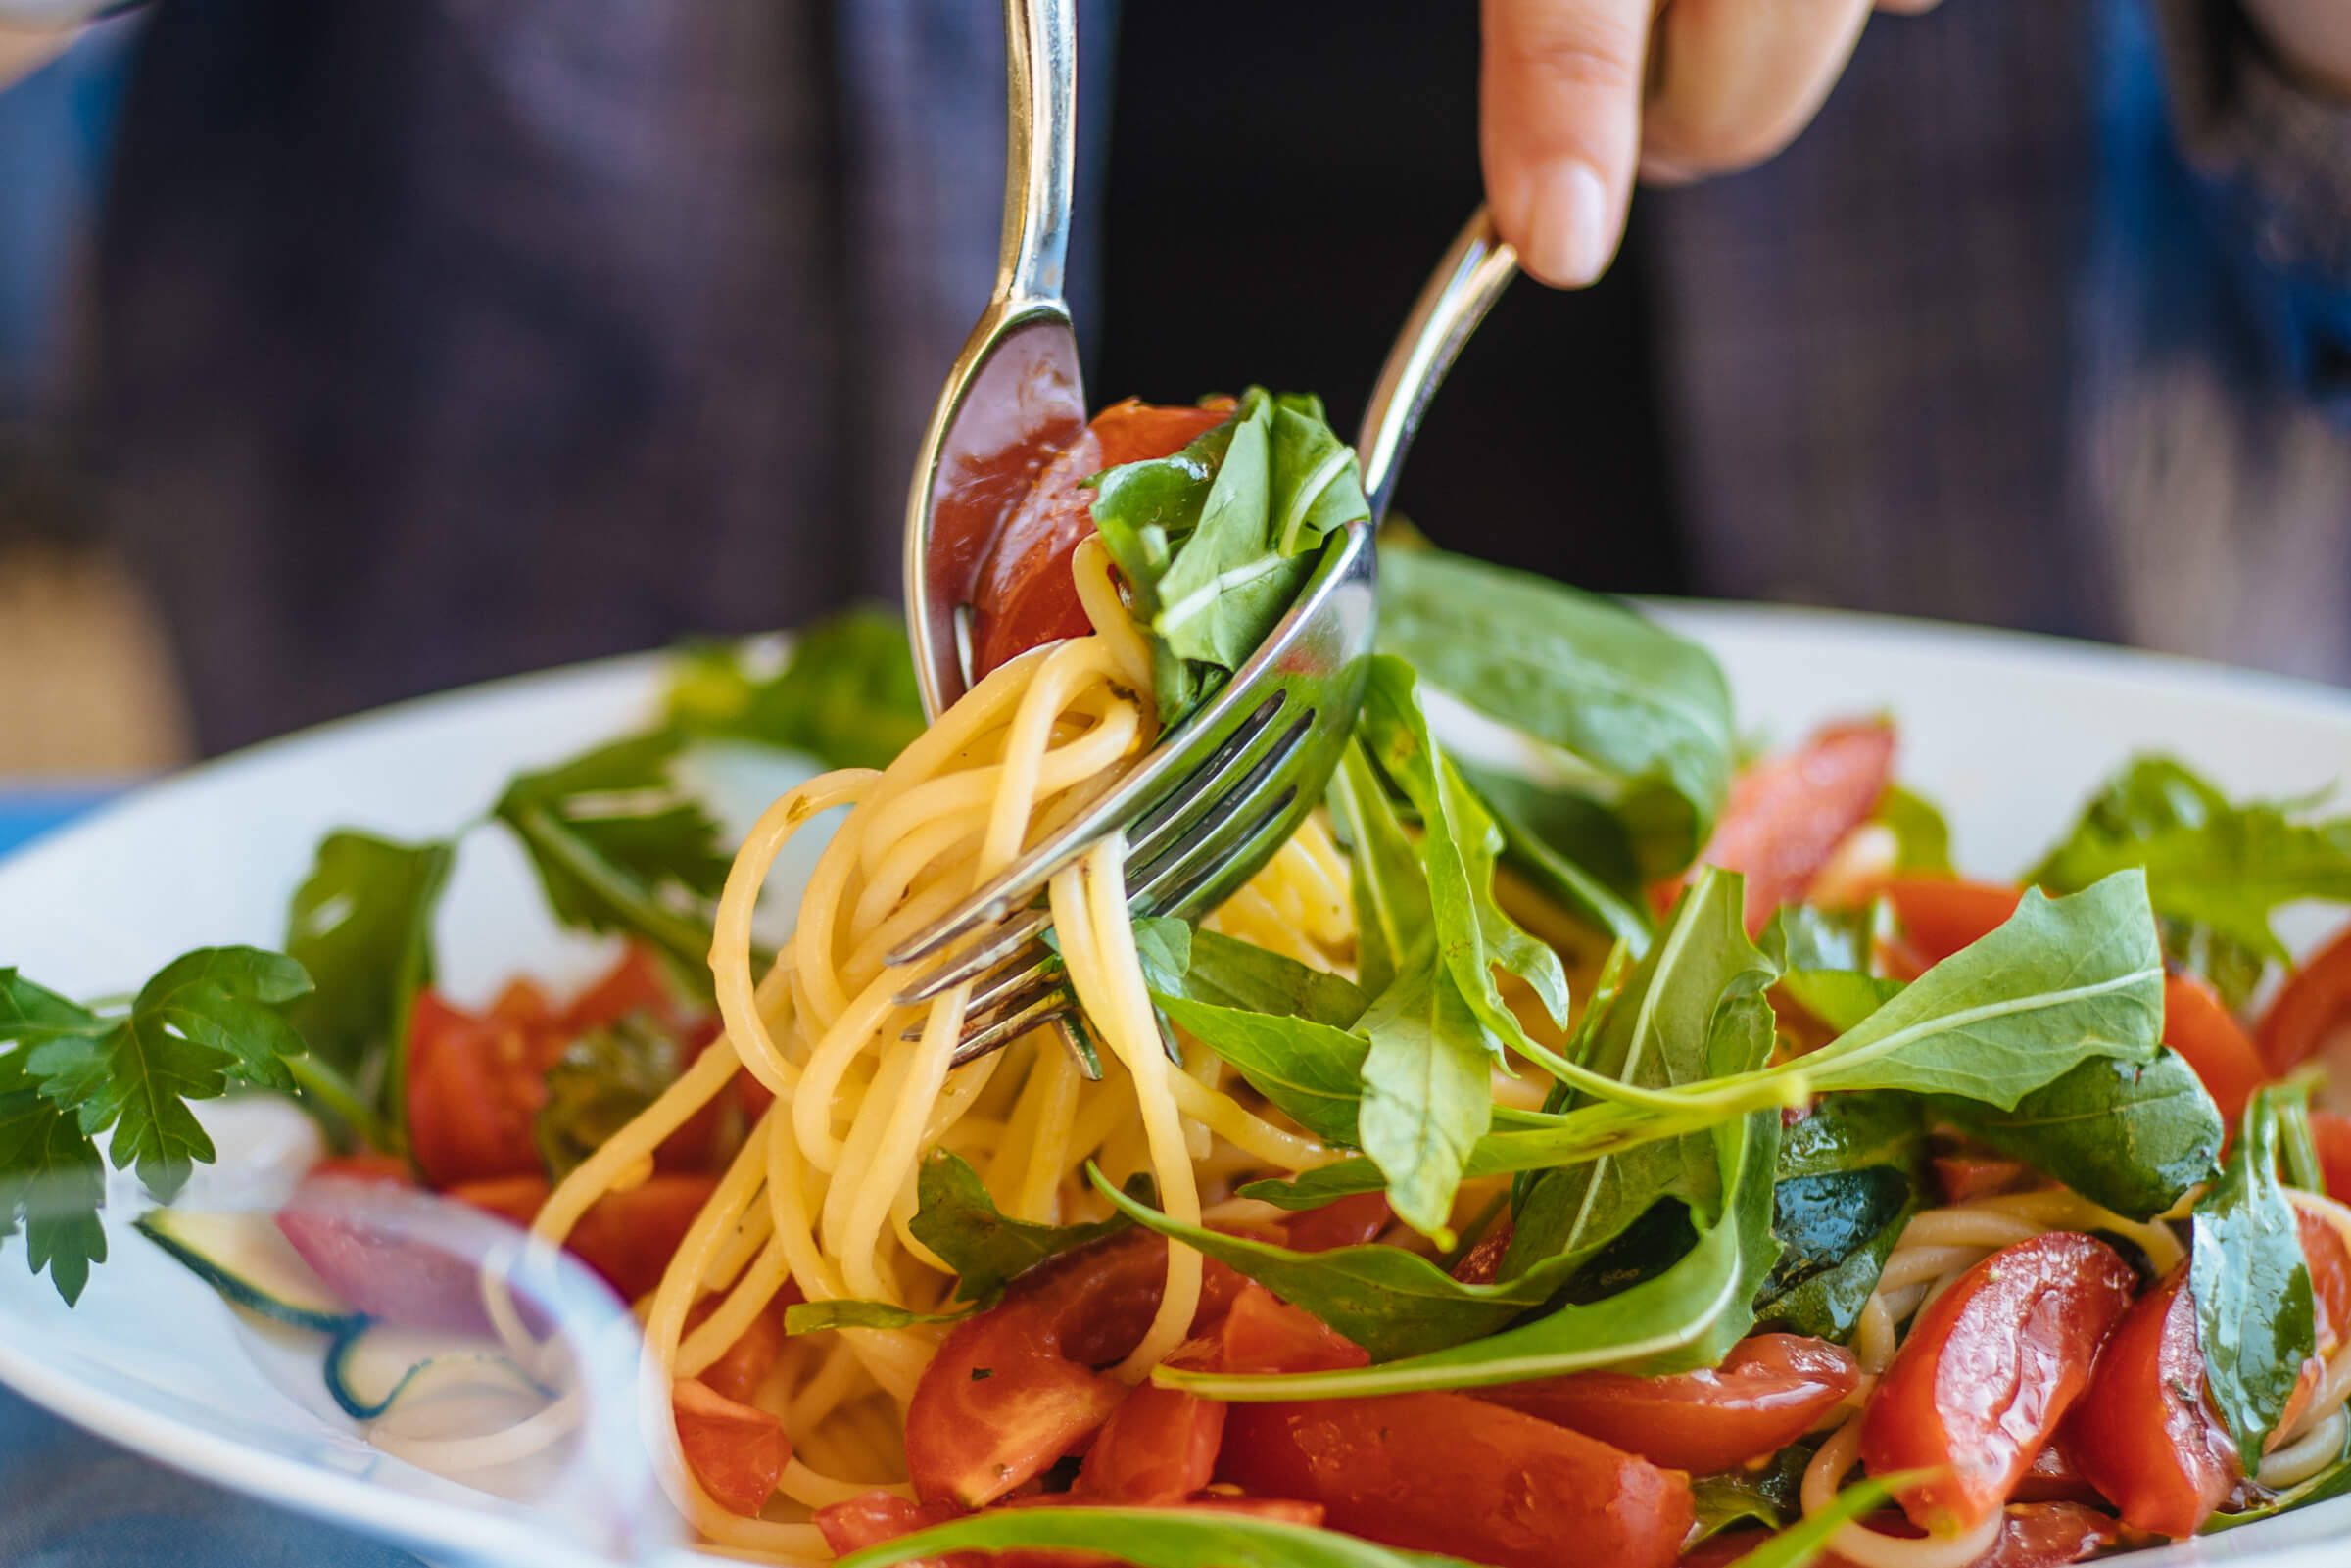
<box><xmin>1</xmin><ymin>0</ymin><xmax>2344</xmax><ymax>772</ymax></box>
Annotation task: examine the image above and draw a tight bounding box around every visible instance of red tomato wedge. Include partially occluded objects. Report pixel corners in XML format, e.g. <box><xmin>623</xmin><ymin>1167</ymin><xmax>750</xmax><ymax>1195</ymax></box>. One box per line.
<box><xmin>1215</xmin><ymin>1283</ymin><xmax>1370</xmax><ymax>1376</ymax></box>
<box><xmin>2160</xmin><ymin>973</ymin><xmax>2268</xmax><ymax>1125</ymax></box>
<box><xmin>2301</xmin><ymin>1203</ymin><xmax>2351</xmax><ymax>1349</ymax></box>
<box><xmin>903</xmin><ymin>1232</ymin><xmax>1167</xmax><ymax>1506</ymax></box>
<box><xmin>445</xmin><ymin>1171</ymin><xmax>717</xmax><ymax>1305</ymax></box>
<box><xmin>1473</xmin><ymin>1333</ymin><xmax>1860</xmax><ymax>1474</ymax></box>
<box><xmin>276</xmin><ymin>1171</ymin><xmax>503</xmax><ymax>1333</ymax></box>
<box><xmin>2010</xmin><ymin>1441</ymin><xmax>2103</xmax><ymax>1505</ymax></box>
<box><xmin>406</xmin><ymin>989</ymin><xmax>557</xmax><ymax>1187</ymax></box>
<box><xmin>2062</xmin><ymin>1265</ymin><xmax>2237</xmax><ymax>1538</ymax></box>
<box><xmin>2259</xmin><ymin>921</ymin><xmax>2351</xmax><ymax>1075</ymax></box>
<box><xmin>1219</xmin><ymin>1391</ymin><xmax>1692</xmax><ymax>1568</ymax></box>
<box><xmin>1933</xmin><ymin>1154</ymin><xmax>2036</xmax><ymax>1206</ymax></box>
<box><xmin>686</xmin><ymin>1291</ymin><xmax>790</xmax><ymax>1407</ymax></box>
<box><xmin>1279</xmin><ymin>1193</ymin><xmax>1393</xmax><ymax>1254</ymax></box>
<box><xmin>968</xmin><ymin>398</ymin><xmax>1233</xmax><ymax>680</ymax></box>
<box><xmin>815</xmin><ymin>1491</ymin><xmax>972</xmax><ymax>1564</ymax></box>
<box><xmin>1859</xmin><ymin>1232</ymin><xmax>2138</xmax><ymax>1534</ymax></box>
<box><xmin>673</xmin><ymin>1377</ymin><xmax>788</xmax><ymax>1517</ymax></box>
<box><xmin>1880</xmin><ymin>879</ymin><xmax>2025</xmax><ymax>976</ymax></box>
<box><xmin>2315</xmin><ymin>1111</ymin><xmax>2351</xmax><ymax>1204</ymax></box>
<box><xmin>1697</xmin><ymin>720</ymin><xmax>1895</xmax><ymax>932</ymax></box>
<box><xmin>1078</xmin><ymin>1380</ymin><xmax>1226</xmax><ymax>1504</ymax></box>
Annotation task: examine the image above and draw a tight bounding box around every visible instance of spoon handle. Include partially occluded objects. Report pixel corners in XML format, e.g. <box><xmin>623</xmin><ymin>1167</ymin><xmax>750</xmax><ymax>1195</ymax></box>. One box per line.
<box><xmin>996</xmin><ymin>0</ymin><xmax>1079</xmax><ymax>307</ymax></box>
<box><xmin>1357</xmin><ymin>208</ymin><xmax>1518</xmax><ymax>527</ymax></box>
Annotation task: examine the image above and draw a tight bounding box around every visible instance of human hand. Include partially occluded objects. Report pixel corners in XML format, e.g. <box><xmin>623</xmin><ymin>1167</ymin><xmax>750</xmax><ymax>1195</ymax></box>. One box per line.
<box><xmin>1480</xmin><ymin>0</ymin><xmax>1944</xmax><ymax>287</ymax></box>
<box><xmin>2241</xmin><ymin>0</ymin><xmax>2351</xmax><ymax>99</ymax></box>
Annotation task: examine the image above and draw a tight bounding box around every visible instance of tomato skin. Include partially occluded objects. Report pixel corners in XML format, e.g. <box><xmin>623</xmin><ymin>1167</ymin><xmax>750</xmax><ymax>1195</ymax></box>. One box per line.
<box><xmin>686</xmin><ymin>1291</ymin><xmax>790</xmax><ymax>1407</ymax></box>
<box><xmin>1859</xmin><ymin>1232</ymin><xmax>2138</xmax><ymax>1534</ymax></box>
<box><xmin>2161</xmin><ymin>973</ymin><xmax>2267</xmax><ymax>1125</ymax></box>
<box><xmin>2258</xmin><ymin>920</ymin><xmax>2351</xmax><ymax>1075</ymax></box>
<box><xmin>1279</xmin><ymin>1193</ymin><xmax>1392</xmax><ymax>1254</ymax></box>
<box><xmin>815</xmin><ymin>1492</ymin><xmax>975</xmax><ymax>1566</ymax></box>
<box><xmin>1216</xmin><ymin>1283</ymin><xmax>1371</xmax><ymax>1375</ymax></box>
<box><xmin>969</xmin><ymin>399</ymin><xmax>1232</xmax><ymax>679</ymax></box>
<box><xmin>2062</xmin><ymin>1265</ymin><xmax>2235</xmax><ymax>1538</ymax></box>
<box><xmin>406</xmin><ymin>989</ymin><xmax>555</xmax><ymax>1187</ymax></box>
<box><xmin>445</xmin><ymin>1170</ymin><xmax>716</xmax><ymax>1305</ymax></box>
<box><xmin>673</xmin><ymin>1377</ymin><xmax>788</xmax><ymax>1517</ymax></box>
<box><xmin>1451</xmin><ymin>1217</ymin><xmax>1513</xmax><ymax>1285</ymax></box>
<box><xmin>1474</xmin><ymin>1334</ymin><xmax>1860</xmax><ymax>1475</ymax></box>
<box><xmin>1700</xmin><ymin>721</ymin><xmax>1895</xmax><ymax>932</ymax></box>
<box><xmin>1220</xmin><ymin>1391</ymin><xmax>1691</xmax><ymax>1568</ymax></box>
<box><xmin>1078</xmin><ymin>1380</ymin><xmax>1226</xmax><ymax>1503</ymax></box>
<box><xmin>1881</xmin><ymin>879</ymin><xmax>2024</xmax><ymax>976</ymax></box>
<box><xmin>904</xmin><ymin>1232</ymin><xmax>1169</xmax><ymax>1506</ymax></box>
<box><xmin>2314</xmin><ymin>1112</ymin><xmax>2351</xmax><ymax>1204</ymax></box>
<box><xmin>1933</xmin><ymin>1154</ymin><xmax>2035</xmax><ymax>1206</ymax></box>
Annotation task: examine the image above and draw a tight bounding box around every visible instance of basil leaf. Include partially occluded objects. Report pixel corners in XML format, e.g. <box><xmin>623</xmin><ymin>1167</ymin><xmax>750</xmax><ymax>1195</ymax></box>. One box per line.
<box><xmin>784</xmin><ymin>1299</ymin><xmax>973</xmax><ymax>1334</ymax></box>
<box><xmin>835</xmin><ymin>1504</ymin><xmax>1474</xmax><ymax>1568</ymax></box>
<box><xmin>1755</xmin><ymin>1170</ymin><xmax>1918</xmax><ymax>1342</ymax></box>
<box><xmin>1375</xmin><ymin>546</ymin><xmax>1735</xmax><ymax>879</ymax></box>
<box><xmin>1176</xmin><ymin>929</ymin><xmax>1366</xmax><ymax>1026</ymax></box>
<box><xmin>909</xmin><ymin>1149</ymin><xmax>1145</xmax><ymax>1303</ymax></box>
<box><xmin>1168</xmin><ymin>1109</ymin><xmax>1781</xmax><ymax>1401</ymax></box>
<box><xmin>282</xmin><ymin>831</ymin><xmax>453</xmax><ymax>1141</ymax></box>
<box><xmin>1794</xmin><ymin>872</ymin><xmax>2165</xmax><ymax>1105</ymax></box>
<box><xmin>1777</xmin><ymin>1093</ymin><xmax>1925</xmax><ymax>1181</ymax></box>
<box><xmin>492</xmin><ymin>733</ymin><xmax>731</xmax><ymax>983</ymax></box>
<box><xmin>1128</xmin><ymin>917</ymin><xmax>1192</xmax><ymax>1000</ymax></box>
<box><xmin>1505</xmin><ymin>870</ymin><xmax>1773</xmax><ymax>1282</ymax></box>
<box><xmin>2192</xmin><ymin>1083</ymin><xmax>2319</xmax><ymax>1470</ymax></box>
<box><xmin>1874</xmin><ymin>784</ymin><xmax>1952</xmax><ymax>874</ymax></box>
<box><xmin>2032</xmin><ymin>754</ymin><xmax>2351</xmax><ymax>963</ymax></box>
<box><xmin>1690</xmin><ymin>1446</ymin><xmax>1814</xmax><ymax>1542</ymax></box>
<box><xmin>1931</xmin><ymin>1050</ymin><xmax>2223</xmax><ymax>1221</ymax></box>
<box><xmin>663</xmin><ymin>608</ymin><xmax>926</xmax><ymax>771</ymax></box>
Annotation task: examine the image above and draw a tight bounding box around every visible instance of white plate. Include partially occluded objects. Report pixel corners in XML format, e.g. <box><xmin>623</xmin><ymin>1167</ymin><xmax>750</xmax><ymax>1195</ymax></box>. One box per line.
<box><xmin>4</xmin><ymin>605</ymin><xmax>2351</xmax><ymax>1566</ymax></box>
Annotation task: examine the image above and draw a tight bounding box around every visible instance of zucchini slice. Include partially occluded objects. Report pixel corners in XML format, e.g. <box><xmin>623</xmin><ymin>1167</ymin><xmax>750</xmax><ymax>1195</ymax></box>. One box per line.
<box><xmin>135</xmin><ymin>1207</ymin><xmax>362</xmax><ymax>1334</ymax></box>
<box><xmin>322</xmin><ymin>1320</ymin><xmax>550</xmax><ymax>1421</ymax></box>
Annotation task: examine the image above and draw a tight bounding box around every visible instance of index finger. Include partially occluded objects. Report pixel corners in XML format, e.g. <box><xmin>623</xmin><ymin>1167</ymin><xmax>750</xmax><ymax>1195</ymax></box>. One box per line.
<box><xmin>1480</xmin><ymin>0</ymin><xmax>1655</xmax><ymax>288</ymax></box>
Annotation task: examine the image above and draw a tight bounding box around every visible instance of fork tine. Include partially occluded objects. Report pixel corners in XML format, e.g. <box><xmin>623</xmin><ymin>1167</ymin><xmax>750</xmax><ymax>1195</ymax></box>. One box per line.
<box><xmin>886</xmin><ymin>689</ymin><xmax>1290</xmax><ymax>992</ymax></box>
<box><xmin>949</xmin><ymin>990</ymin><xmax>1077</xmax><ymax>1068</ymax></box>
<box><xmin>881</xmin><ymin>687</ymin><xmax>1292</xmax><ymax>973</ymax></box>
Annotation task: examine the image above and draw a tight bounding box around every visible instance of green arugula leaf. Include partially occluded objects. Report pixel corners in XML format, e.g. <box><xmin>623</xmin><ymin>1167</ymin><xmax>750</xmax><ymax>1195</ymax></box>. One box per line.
<box><xmin>1353</xmin><ymin>959</ymin><xmax>1495</xmax><ymax>1246</ymax></box>
<box><xmin>835</xmin><ymin>1504</ymin><xmax>1475</xmax><ymax>1568</ymax></box>
<box><xmin>663</xmin><ymin>607</ymin><xmax>926</xmax><ymax>771</ymax></box>
<box><xmin>1874</xmin><ymin>784</ymin><xmax>1953</xmax><ymax>874</ymax></box>
<box><xmin>1089</xmin><ymin>390</ymin><xmax>1364</xmax><ymax>723</ymax></box>
<box><xmin>1931</xmin><ymin>1050</ymin><xmax>2223</xmax><ymax>1221</ymax></box>
<box><xmin>1375</xmin><ymin>545</ymin><xmax>1735</xmax><ymax>879</ymax></box>
<box><xmin>1155</xmin><ymin>996</ymin><xmax>1366</xmax><ymax>1146</ymax></box>
<box><xmin>1792</xmin><ymin>872</ymin><xmax>2165</xmax><ymax>1105</ymax></box>
<box><xmin>492</xmin><ymin>733</ymin><xmax>731</xmax><ymax>981</ymax></box>
<box><xmin>0</xmin><ymin>1053</ymin><xmax>108</xmax><ymax>1304</ymax></box>
<box><xmin>1464</xmin><ymin>766</ymin><xmax>1652</xmax><ymax>950</ymax></box>
<box><xmin>1170</xmin><ymin>1110</ymin><xmax>1781</xmax><ymax>1402</ymax></box>
<box><xmin>1326</xmin><ymin>739</ymin><xmax>1428</xmax><ymax>1000</ymax></box>
<box><xmin>1757</xmin><ymin>904</ymin><xmax>1875</xmax><ymax>977</ymax></box>
<box><xmin>1357</xmin><ymin>657</ymin><xmax>1573</xmax><ymax>1044</ymax></box>
<box><xmin>1128</xmin><ymin>917</ymin><xmax>1192</xmax><ymax>1000</ymax></box>
<box><xmin>910</xmin><ymin>1149</ymin><xmax>1147</xmax><ymax>1303</ymax></box>
<box><xmin>2032</xmin><ymin>754</ymin><xmax>2351</xmax><ymax>963</ymax></box>
<box><xmin>783</xmin><ymin>1298</ymin><xmax>974</xmax><ymax>1334</ymax></box>
<box><xmin>1177</xmin><ymin>929</ymin><xmax>1367</xmax><ymax>1025</ymax></box>
<box><xmin>282</xmin><ymin>831</ymin><xmax>453</xmax><ymax>1141</ymax></box>
<box><xmin>2193</xmin><ymin>1082</ymin><xmax>2319</xmax><ymax>1470</ymax></box>
<box><xmin>1776</xmin><ymin>970</ymin><xmax>1902</xmax><ymax>1035</ymax></box>
<box><xmin>1505</xmin><ymin>870</ymin><xmax>1773</xmax><ymax>1282</ymax></box>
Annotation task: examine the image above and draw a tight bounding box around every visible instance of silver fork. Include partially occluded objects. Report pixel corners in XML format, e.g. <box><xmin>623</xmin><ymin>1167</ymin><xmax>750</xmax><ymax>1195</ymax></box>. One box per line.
<box><xmin>894</xmin><ymin>11</ymin><xmax>1518</xmax><ymax>1066</ymax></box>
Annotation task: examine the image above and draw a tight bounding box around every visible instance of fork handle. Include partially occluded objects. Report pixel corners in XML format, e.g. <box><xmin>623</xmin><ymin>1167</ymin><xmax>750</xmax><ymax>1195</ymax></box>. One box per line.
<box><xmin>1357</xmin><ymin>207</ymin><xmax>1519</xmax><ymax>527</ymax></box>
<box><xmin>996</xmin><ymin>0</ymin><xmax>1079</xmax><ymax>306</ymax></box>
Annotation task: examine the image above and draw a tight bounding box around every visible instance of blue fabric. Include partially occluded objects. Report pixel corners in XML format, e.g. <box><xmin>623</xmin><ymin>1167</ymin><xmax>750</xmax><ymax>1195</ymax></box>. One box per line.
<box><xmin>0</xmin><ymin>789</ymin><xmax>417</xmax><ymax>1565</ymax></box>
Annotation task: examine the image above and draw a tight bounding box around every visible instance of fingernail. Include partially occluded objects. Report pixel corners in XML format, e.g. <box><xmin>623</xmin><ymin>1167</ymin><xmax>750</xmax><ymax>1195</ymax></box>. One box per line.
<box><xmin>1520</xmin><ymin>160</ymin><xmax>1613</xmax><ymax>287</ymax></box>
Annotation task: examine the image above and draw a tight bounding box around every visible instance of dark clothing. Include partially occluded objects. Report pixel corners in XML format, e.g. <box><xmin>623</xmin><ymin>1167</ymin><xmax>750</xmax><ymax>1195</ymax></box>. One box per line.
<box><xmin>83</xmin><ymin>0</ymin><xmax>2351</xmax><ymax>751</ymax></box>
